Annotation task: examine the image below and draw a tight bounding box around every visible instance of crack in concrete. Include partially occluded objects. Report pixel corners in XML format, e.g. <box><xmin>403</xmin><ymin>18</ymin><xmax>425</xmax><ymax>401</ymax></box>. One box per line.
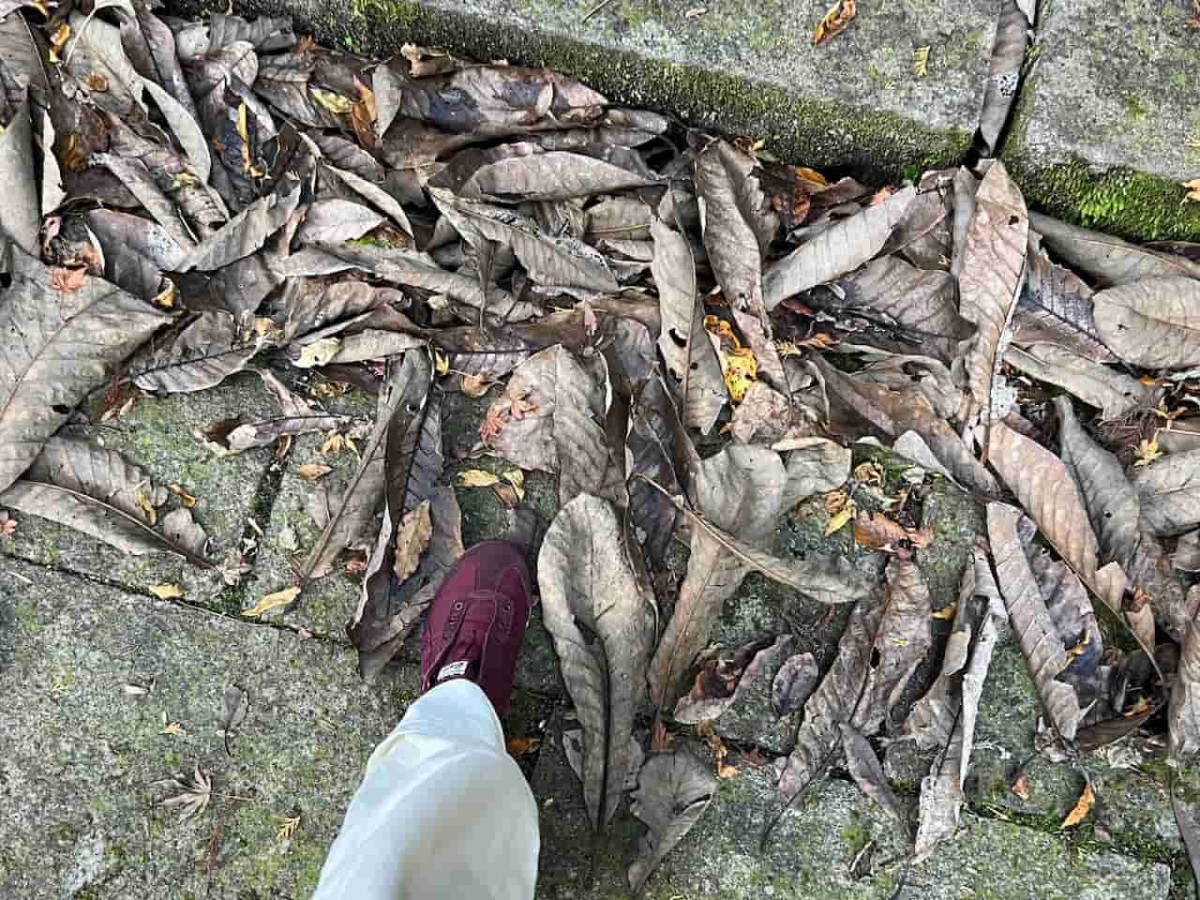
<box><xmin>1</xmin><ymin>553</ymin><xmax>350</xmax><ymax>647</ymax></box>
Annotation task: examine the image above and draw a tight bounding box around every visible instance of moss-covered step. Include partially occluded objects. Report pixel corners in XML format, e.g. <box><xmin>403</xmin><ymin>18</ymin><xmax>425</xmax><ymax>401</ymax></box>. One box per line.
<box><xmin>214</xmin><ymin>0</ymin><xmax>995</xmax><ymax>179</ymax></box>
<box><xmin>1002</xmin><ymin>0</ymin><xmax>1200</xmax><ymax>241</ymax></box>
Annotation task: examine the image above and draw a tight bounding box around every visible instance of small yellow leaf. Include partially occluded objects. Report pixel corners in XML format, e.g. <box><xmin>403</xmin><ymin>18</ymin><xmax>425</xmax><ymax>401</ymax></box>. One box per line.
<box><xmin>461</xmin><ymin>373</ymin><xmax>491</xmax><ymax>398</ymax></box>
<box><xmin>243</xmin><ymin>586</ymin><xmax>301</xmax><ymax>617</ymax></box>
<box><xmin>168</xmin><ymin>483</ymin><xmax>197</xmax><ymax>508</ymax></box>
<box><xmin>1133</xmin><ymin>435</ymin><xmax>1163</xmax><ymax>466</ymax></box>
<box><xmin>1060</xmin><ymin>783</ymin><xmax>1094</xmax><ymax>828</ymax></box>
<box><xmin>149</xmin><ymin>584</ymin><xmax>186</xmax><ymax>600</ymax></box>
<box><xmin>277</xmin><ymin>815</ymin><xmax>301</xmax><ymax>841</ymax></box>
<box><xmin>502</xmin><ymin>468</ymin><xmax>526</xmax><ymax>500</ymax></box>
<box><xmin>824</xmin><ymin>501</ymin><xmax>857</xmax><ymax>536</ymax></box>
<box><xmin>295</xmin><ymin>337</ymin><xmax>342</xmax><ymax>369</ymax></box>
<box><xmin>136</xmin><ymin>487</ymin><xmax>158</xmax><ymax>525</ymax></box>
<box><xmin>914</xmin><ymin>45</ymin><xmax>930</xmax><ymax>77</ymax></box>
<box><xmin>393</xmin><ymin>500</ymin><xmax>433</xmax><ymax>582</ymax></box>
<box><xmin>298</xmin><ymin>463</ymin><xmax>334</xmax><ymax>481</ymax></box>
<box><xmin>1184</xmin><ymin>178</ymin><xmax>1200</xmax><ymax>203</ymax></box>
<box><xmin>813</xmin><ymin>0</ymin><xmax>856</xmax><ymax>44</ymax></box>
<box><xmin>435</xmin><ymin>350</ymin><xmax>450</xmax><ymax>375</ymax></box>
<box><xmin>932</xmin><ymin>602</ymin><xmax>957</xmax><ymax>620</ymax></box>
<box><xmin>457</xmin><ymin>469</ymin><xmax>501</xmax><ymax>488</ymax></box>
<box><xmin>311</xmin><ymin>87</ymin><xmax>353</xmax><ymax>115</ymax></box>
<box><xmin>161</xmin><ymin>721</ymin><xmax>185</xmax><ymax>736</ymax></box>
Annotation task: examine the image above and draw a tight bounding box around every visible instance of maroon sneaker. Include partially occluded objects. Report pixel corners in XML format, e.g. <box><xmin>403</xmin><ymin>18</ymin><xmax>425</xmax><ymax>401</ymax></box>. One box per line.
<box><xmin>420</xmin><ymin>540</ymin><xmax>532</xmax><ymax>714</ymax></box>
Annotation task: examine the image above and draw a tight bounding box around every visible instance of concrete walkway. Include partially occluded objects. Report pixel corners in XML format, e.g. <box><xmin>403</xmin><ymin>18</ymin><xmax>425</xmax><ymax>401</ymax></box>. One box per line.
<box><xmin>0</xmin><ymin>379</ymin><xmax>1187</xmax><ymax>897</ymax></box>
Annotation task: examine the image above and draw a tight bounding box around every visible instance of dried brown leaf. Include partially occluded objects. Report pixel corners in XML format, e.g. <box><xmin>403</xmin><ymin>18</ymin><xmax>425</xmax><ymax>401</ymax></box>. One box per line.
<box><xmin>1131</xmin><ymin>449</ymin><xmax>1200</xmax><ymax>537</ymax></box>
<box><xmin>764</xmin><ymin>186</ymin><xmax>915</xmax><ymax>309</ymax></box>
<box><xmin>987</xmin><ymin>421</ymin><xmax>1124</xmax><ymax>611</ymax></box>
<box><xmin>957</xmin><ymin>161</ymin><xmax>1028</xmax><ymax>419</ymax></box>
<box><xmin>0</xmin><ymin>249</ymin><xmax>168</xmax><ymax>493</ymax></box>
<box><xmin>988</xmin><ymin>502</ymin><xmax>1082</xmax><ymax>740</ymax></box>
<box><xmin>1092</xmin><ymin>277</ymin><xmax>1200</xmax><ymax>370</ymax></box>
<box><xmin>627</xmin><ymin>748</ymin><xmax>717</xmax><ymax>892</ymax></box>
<box><xmin>538</xmin><ymin>494</ymin><xmax>654</xmax><ymax>828</ymax></box>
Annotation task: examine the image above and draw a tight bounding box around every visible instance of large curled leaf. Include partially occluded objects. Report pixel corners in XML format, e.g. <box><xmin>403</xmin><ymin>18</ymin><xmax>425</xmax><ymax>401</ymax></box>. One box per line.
<box><xmin>1003</xmin><ymin>343</ymin><xmax>1149</xmax><ymax>420</ymax></box>
<box><xmin>957</xmin><ymin>161</ymin><xmax>1028</xmax><ymax>418</ymax></box>
<box><xmin>178</xmin><ymin>182</ymin><xmax>301</xmax><ymax>272</ymax></box>
<box><xmin>647</xmin><ymin>444</ymin><xmax>789</xmax><ymax>708</ymax></box>
<box><xmin>0</xmin><ymin>435</ymin><xmax>208</xmax><ymax>565</ymax></box>
<box><xmin>853</xmin><ymin>558</ymin><xmax>932</xmax><ymax>735</ymax></box>
<box><xmin>988</xmin><ymin>502</ymin><xmax>1082</xmax><ymax>740</ymax></box>
<box><xmin>813</xmin><ymin>355</ymin><xmax>998</xmax><ymax>496</ymax></box>
<box><xmin>977</xmin><ymin>0</ymin><xmax>1028</xmax><ymax>154</ymax></box>
<box><xmin>538</xmin><ymin>494</ymin><xmax>654</xmax><ymax>828</ymax></box>
<box><xmin>434</xmin><ymin>143</ymin><xmax>657</xmax><ymax>201</ymax></box>
<box><xmin>650</xmin><ymin>217</ymin><xmax>726</xmax><ymax>434</ymax></box>
<box><xmin>433</xmin><ymin>191</ymin><xmax>618</xmax><ymax>291</ymax></box>
<box><xmin>661</xmin><ymin>493</ymin><xmax>871</xmax><ymax>606</ymax></box>
<box><xmin>132</xmin><ymin>311</ymin><xmax>259</xmax><ymax>393</ymax></box>
<box><xmin>1013</xmin><ymin>234</ymin><xmax>1115</xmax><ymax>362</ymax></box>
<box><xmin>1092</xmin><ymin>277</ymin><xmax>1200</xmax><ymax>370</ymax></box>
<box><xmin>1056</xmin><ymin>397</ymin><xmax>1188</xmax><ymax>640</ymax></box>
<box><xmin>777</xmin><ymin>597</ymin><xmax>884</xmax><ymax>797</ymax></box>
<box><xmin>987</xmin><ymin>421</ymin><xmax>1124</xmax><ymax>611</ymax></box>
<box><xmin>763</xmin><ymin>186</ymin><xmax>916</xmax><ymax>309</ymax></box>
<box><xmin>301</xmin><ymin>352</ymin><xmax>430</xmax><ymax>580</ymax></box>
<box><xmin>819</xmin><ymin>256</ymin><xmax>972</xmax><ymax>363</ymax></box>
<box><xmin>1029</xmin><ymin>212</ymin><xmax>1200</xmax><ymax>286</ymax></box>
<box><xmin>914</xmin><ymin>552</ymin><xmax>1004</xmax><ymax>861</ymax></box>
<box><xmin>0</xmin><ymin>248</ymin><xmax>168</xmax><ymax>493</ymax></box>
<box><xmin>628</xmin><ymin>749</ymin><xmax>718</xmax><ymax>892</ymax></box>
<box><xmin>1130</xmin><ymin>449</ymin><xmax>1200</xmax><ymax>537</ymax></box>
<box><xmin>483</xmin><ymin>345</ymin><xmax>623</xmax><ymax>506</ymax></box>
<box><xmin>296</xmin><ymin>199</ymin><xmax>385</xmax><ymax>244</ymax></box>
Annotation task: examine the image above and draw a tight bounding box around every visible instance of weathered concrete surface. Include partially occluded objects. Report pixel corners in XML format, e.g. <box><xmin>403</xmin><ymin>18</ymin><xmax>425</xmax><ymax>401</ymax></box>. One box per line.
<box><xmin>0</xmin><ymin>559</ymin><xmax>415</xmax><ymax>898</ymax></box>
<box><xmin>531</xmin><ymin>719</ymin><xmax>1171</xmax><ymax>900</ymax></box>
<box><xmin>215</xmin><ymin>0</ymin><xmax>992</xmax><ymax>178</ymax></box>
<box><xmin>1003</xmin><ymin>0</ymin><xmax>1200</xmax><ymax>240</ymax></box>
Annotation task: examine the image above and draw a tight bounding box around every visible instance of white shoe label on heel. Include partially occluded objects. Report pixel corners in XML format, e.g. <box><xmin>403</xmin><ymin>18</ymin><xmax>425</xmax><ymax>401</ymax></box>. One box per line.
<box><xmin>437</xmin><ymin>660</ymin><xmax>470</xmax><ymax>681</ymax></box>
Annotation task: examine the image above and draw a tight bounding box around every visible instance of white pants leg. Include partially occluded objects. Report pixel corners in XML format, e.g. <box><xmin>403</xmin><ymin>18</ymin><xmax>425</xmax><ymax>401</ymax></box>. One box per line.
<box><xmin>313</xmin><ymin>679</ymin><xmax>540</xmax><ymax>899</ymax></box>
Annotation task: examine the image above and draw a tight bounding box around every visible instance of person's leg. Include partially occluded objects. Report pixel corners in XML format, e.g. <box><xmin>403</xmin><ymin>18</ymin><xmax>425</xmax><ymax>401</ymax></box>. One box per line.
<box><xmin>314</xmin><ymin>541</ymin><xmax>539</xmax><ymax>900</ymax></box>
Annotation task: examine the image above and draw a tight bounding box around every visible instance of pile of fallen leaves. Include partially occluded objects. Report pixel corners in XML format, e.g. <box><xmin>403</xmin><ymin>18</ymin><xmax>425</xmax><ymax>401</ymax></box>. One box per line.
<box><xmin>2</xmin><ymin>1</ymin><xmax>1200</xmax><ymax>888</ymax></box>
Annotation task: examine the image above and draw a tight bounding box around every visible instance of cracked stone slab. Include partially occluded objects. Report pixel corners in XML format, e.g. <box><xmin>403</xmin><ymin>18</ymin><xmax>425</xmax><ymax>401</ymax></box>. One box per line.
<box><xmin>1003</xmin><ymin>0</ymin><xmax>1200</xmax><ymax>240</ymax></box>
<box><xmin>0</xmin><ymin>559</ymin><xmax>416</xmax><ymax>899</ymax></box>
<box><xmin>1016</xmin><ymin>0</ymin><xmax>1199</xmax><ymax>184</ymax></box>
<box><xmin>219</xmin><ymin>0</ymin><xmax>993</xmax><ymax>175</ymax></box>
<box><xmin>529</xmin><ymin>714</ymin><xmax>1171</xmax><ymax>899</ymax></box>
<box><xmin>0</xmin><ymin>376</ymin><xmax>277</xmax><ymax>608</ymax></box>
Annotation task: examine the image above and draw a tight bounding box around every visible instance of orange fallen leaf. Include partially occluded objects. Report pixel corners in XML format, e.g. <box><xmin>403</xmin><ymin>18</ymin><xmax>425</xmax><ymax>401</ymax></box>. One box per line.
<box><xmin>393</xmin><ymin>500</ymin><xmax>432</xmax><ymax>581</ymax></box>
<box><xmin>243</xmin><ymin>586</ymin><xmax>301</xmax><ymax>617</ymax></box>
<box><xmin>824</xmin><ymin>501</ymin><xmax>857</xmax><ymax>536</ymax></box>
<box><xmin>298</xmin><ymin>463</ymin><xmax>333</xmax><ymax>481</ymax></box>
<box><xmin>168</xmin><ymin>483</ymin><xmax>197</xmax><ymax>508</ymax></box>
<box><xmin>814</xmin><ymin>0</ymin><xmax>856</xmax><ymax>44</ymax></box>
<box><xmin>51</xmin><ymin>267</ymin><xmax>88</xmax><ymax>293</ymax></box>
<box><xmin>461</xmin><ymin>373</ymin><xmax>491</xmax><ymax>398</ymax></box>
<box><xmin>853</xmin><ymin>511</ymin><xmax>934</xmax><ymax>555</ymax></box>
<box><xmin>1060</xmin><ymin>783</ymin><xmax>1094</xmax><ymax>828</ymax></box>
<box><xmin>1011</xmin><ymin>773</ymin><xmax>1031</xmax><ymax>800</ymax></box>
<box><xmin>506</xmin><ymin>736</ymin><xmax>541</xmax><ymax>759</ymax></box>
